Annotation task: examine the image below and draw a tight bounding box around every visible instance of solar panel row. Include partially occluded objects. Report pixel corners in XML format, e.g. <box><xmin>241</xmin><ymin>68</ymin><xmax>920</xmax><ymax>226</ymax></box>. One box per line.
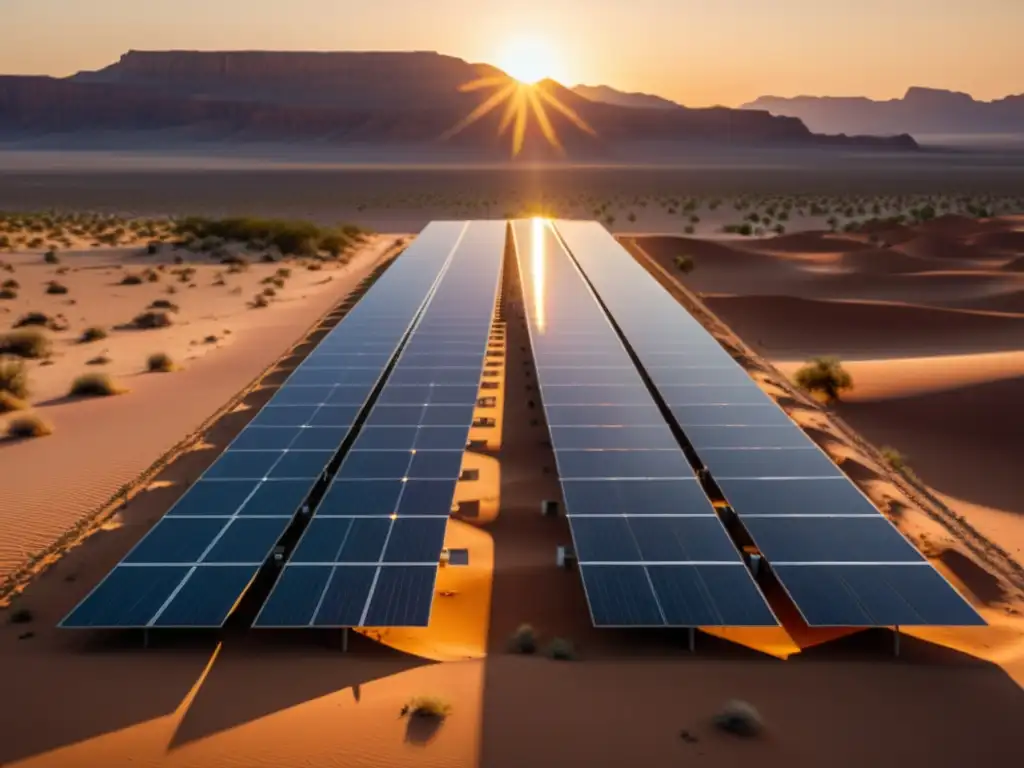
<box><xmin>60</xmin><ymin>222</ymin><xmax>469</xmax><ymax>629</ymax></box>
<box><xmin>255</xmin><ymin>220</ymin><xmax>506</xmax><ymax>628</ymax></box>
<box><xmin>511</xmin><ymin>218</ymin><xmax>777</xmax><ymax>628</ymax></box>
<box><xmin>554</xmin><ymin>220</ymin><xmax>984</xmax><ymax>628</ymax></box>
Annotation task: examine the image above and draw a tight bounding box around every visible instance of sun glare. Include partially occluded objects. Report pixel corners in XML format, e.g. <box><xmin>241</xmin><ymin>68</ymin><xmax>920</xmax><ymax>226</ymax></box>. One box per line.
<box><xmin>497</xmin><ymin>37</ymin><xmax>560</xmax><ymax>85</ymax></box>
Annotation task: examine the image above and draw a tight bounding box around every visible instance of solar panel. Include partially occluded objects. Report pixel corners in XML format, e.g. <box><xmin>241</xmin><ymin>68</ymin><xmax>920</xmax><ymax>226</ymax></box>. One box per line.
<box><xmin>554</xmin><ymin>219</ymin><xmax>984</xmax><ymax>628</ymax></box>
<box><xmin>60</xmin><ymin>221</ymin><xmax>467</xmax><ymax>629</ymax></box>
<box><xmin>511</xmin><ymin>219</ymin><xmax>776</xmax><ymax>629</ymax></box>
<box><xmin>255</xmin><ymin>220</ymin><xmax>505</xmax><ymax>628</ymax></box>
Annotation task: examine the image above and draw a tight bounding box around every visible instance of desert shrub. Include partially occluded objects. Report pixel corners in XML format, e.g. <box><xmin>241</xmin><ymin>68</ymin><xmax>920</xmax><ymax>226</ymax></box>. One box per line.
<box><xmin>250</xmin><ymin>294</ymin><xmax>270</xmax><ymax>309</ymax></box>
<box><xmin>79</xmin><ymin>326</ymin><xmax>107</xmax><ymax>343</ymax></box>
<box><xmin>0</xmin><ymin>358</ymin><xmax>30</xmax><ymax>401</ymax></box>
<box><xmin>9</xmin><ymin>607</ymin><xmax>33</xmax><ymax>624</ymax></box>
<box><xmin>0</xmin><ymin>330</ymin><xmax>51</xmax><ymax>359</ymax></box>
<box><xmin>0</xmin><ymin>389</ymin><xmax>27</xmax><ymax>413</ymax></box>
<box><xmin>146</xmin><ymin>241</ymin><xmax>160</xmax><ymax>255</ymax></box>
<box><xmin>683</xmin><ymin>224</ymin><xmax>695</xmax><ymax>235</ymax></box>
<box><xmin>132</xmin><ymin>310</ymin><xmax>172</xmax><ymax>329</ymax></box>
<box><xmin>148</xmin><ymin>299</ymin><xmax>178</xmax><ymax>313</ymax></box>
<box><xmin>307</xmin><ymin>262</ymin><xmax>323</xmax><ymax>271</ymax></box>
<box><xmin>45</xmin><ymin>281</ymin><xmax>68</xmax><ymax>295</ymax></box>
<box><xmin>674</xmin><ymin>255</ymin><xmax>694</xmax><ymax>274</ymax></box>
<box><xmin>0</xmin><ymin>287</ymin><xmax>15</xmax><ymax>300</ymax></box>
<box><xmin>262</xmin><ymin>286</ymin><xmax>277</xmax><ymax>298</ymax></box>
<box><xmin>276</xmin><ymin>267</ymin><xmax>292</xmax><ymax>279</ymax></box>
<box><xmin>120</xmin><ymin>273</ymin><xmax>144</xmax><ymax>285</ymax></box>
<box><xmin>175</xmin><ymin>216</ymin><xmax>343</xmax><ymax>257</ymax></box>
<box><xmin>146</xmin><ymin>352</ymin><xmax>175</xmax><ymax>372</ymax></box>
<box><xmin>13</xmin><ymin>312</ymin><xmax>50</xmax><ymax>328</ymax></box>
<box><xmin>793</xmin><ymin>356</ymin><xmax>853</xmax><ymax>403</ymax></box>
<box><xmin>43</xmin><ymin>250</ymin><xmax>59</xmax><ymax>264</ymax></box>
<box><xmin>547</xmin><ymin>637</ymin><xmax>575</xmax><ymax>661</ymax></box>
<box><xmin>319</xmin><ymin>232</ymin><xmax>348</xmax><ymax>257</ymax></box>
<box><xmin>713</xmin><ymin>700</ymin><xmax>763</xmax><ymax>738</ymax></box>
<box><xmin>69</xmin><ymin>372</ymin><xmax>124</xmax><ymax>397</ymax></box>
<box><xmin>1</xmin><ymin>278</ymin><xmax>18</xmax><ymax>290</ymax></box>
<box><xmin>86</xmin><ymin>355</ymin><xmax>110</xmax><ymax>366</ymax></box>
<box><xmin>509</xmin><ymin>623</ymin><xmax>537</xmax><ymax>654</ymax></box>
<box><xmin>401</xmin><ymin>696</ymin><xmax>452</xmax><ymax>719</ymax></box>
<box><xmin>7</xmin><ymin>413</ymin><xmax>53</xmax><ymax>439</ymax></box>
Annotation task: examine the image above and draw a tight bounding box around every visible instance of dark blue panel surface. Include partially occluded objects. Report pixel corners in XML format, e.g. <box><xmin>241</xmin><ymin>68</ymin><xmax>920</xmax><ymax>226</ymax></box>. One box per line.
<box><xmin>414</xmin><ymin>427</ymin><xmax>472</xmax><ymax>450</ymax></box>
<box><xmin>289</xmin><ymin>427</ymin><xmax>349</xmax><ymax>451</ymax></box>
<box><xmin>152</xmin><ymin>565</ymin><xmax>259</xmax><ymax>627</ymax></box>
<box><xmin>207</xmin><ymin>450</ymin><xmax>282</xmax><ymax>479</ymax></box>
<box><xmin>271</xmin><ymin>386</ymin><xmax>337</xmax><ymax>406</ymax></box>
<box><xmin>202</xmin><ymin>517</ymin><xmax>291</xmax><ymax>563</ymax></box>
<box><xmin>313</xmin><ymin>566</ymin><xmax>378</xmax><ymax>626</ymax></box>
<box><xmin>124</xmin><ymin>517</ymin><xmax>225</xmax><ymax>564</ymax></box>
<box><xmin>318</xmin><ymin>480</ymin><xmax>403</xmax><ymax>516</ymax></box>
<box><xmin>382</xmin><ymin>518</ymin><xmax>448</xmax><ymax>563</ymax></box>
<box><xmin>389</xmin><ymin>367</ymin><xmax>481</xmax><ymax>386</ymax></box>
<box><xmin>542</xmin><ymin>368</ymin><xmax>642</xmax><ymax>386</ymax></box>
<box><xmin>354</xmin><ymin>427</ymin><xmax>419</xmax><ymax>451</ymax></box>
<box><xmin>362</xmin><ymin>566</ymin><xmax>438</xmax><ymax>627</ymax></box>
<box><xmin>579</xmin><ymin>565</ymin><xmax>664</xmax><ymax>626</ymax></box>
<box><xmin>366</xmin><ymin>405</ymin><xmax>424</xmax><ymax>426</ymax></box>
<box><xmin>670</xmin><ymin>404</ymin><xmax>796</xmax><ymax>427</ymax></box>
<box><xmin>421</xmin><ymin>404</ymin><xmax>476</xmax><ymax>426</ymax></box>
<box><xmin>60</xmin><ymin>566</ymin><xmax>190</xmax><ymax>627</ymax></box>
<box><xmin>409</xmin><ymin>450</ymin><xmax>463</xmax><ymax>479</ymax></box>
<box><xmin>307</xmin><ymin>406</ymin><xmax>361</xmax><ymax>427</ymax></box>
<box><xmin>700</xmin><ymin>448</ymin><xmax>844</xmax><ymax>479</ymax></box>
<box><xmin>572</xmin><ymin>517</ymin><xmax>643</xmax><ymax>562</ymax></box>
<box><xmin>743</xmin><ymin>516</ymin><xmax>925</xmax><ymax>563</ymax></box>
<box><xmin>251</xmin><ymin>404</ymin><xmax>320</xmax><ymax>427</ymax></box>
<box><xmin>397</xmin><ymin>479</ymin><xmax>459</xmax><ymax>516</ymax></box>
<box><xmin>717</xmin><ymin>477</ymin><xmax>882</xmax><ymax>517</ymax></box>
<box><xmin>551</xmin><ymin>425</ymin><xmax>678</xmax><ymax>450</ymax></box>
<box><xmin>230</xmin><ymin>427</ymin><xmax>302</xmax><ymax>451</ymax></box>
<box><xmin>556</xmin><ymin>450</ymin><xmax>693</xmax><ymax>479</ymax></box>
<box><xmin>629</xmin><ymin>517</ymin><xmax>742</xmax><ymax>563</ymax></box>
<box><xmin>237</xmin><ymin>479</ymin><xmax>315</xmax><ymax>517</ymax></box>
<box><xmin>660</xmin><ymin>385</ymin><xmax>773</xmax><ymax>406</ymax></box>
<box><xmin>646</xmin><ymin>367</ymin><xmax>751</xmax><ymax>386</ymax></box>
<box><xmin>541</xmin><ymin>385</ymin><xmax>652</xmax><ymax>406</ymax></box>
<box><xmin>562</xmin><ymin>479</ymin><xmax>714</xmax><ymax>516</ymax></box>
<box><xmin>544</xmin><ymin>404</ymin><xmax>665</xmax><ymax>426</ymax></box>
<box><xmin>647</xmin><ymin>565</ymin><xmax>777</xmax><ymax>626</ymax></box>
<box><xmin>268</xmin><ymin>450</ymin><xmax>334</xmax><ymax>479</ymax></box>
<box><xmin>166</xmin><ymin>480</ymin><xmax>259</xmax><ymax>517</ymax></box>
<box><xmin>685</xmin><ymin>425</ymin><xmax>817</xmax><ymax>450</ymax></box>
<box><xmin>338</xmin><ymin>451</ymin><xmax>412</xmax><ymax>479</ymax></box>
<box><xmin>292</xmin><ymin>517</ymin><xmax>391</xmax><ymax>563</ymax></box>
<box><xmin>773</xmin><ymin>564</ymin><xmax>984</xmax><ymax>626</ymax></box>
<box><xmin>254</xmin><ymin>566</ymin><xmax>332</xmax><ymax>627</ymax></box>
<box><xmin>377</xmin><ymin>384</ymin><xmax>480</xmax><ymax>405</ymax></box>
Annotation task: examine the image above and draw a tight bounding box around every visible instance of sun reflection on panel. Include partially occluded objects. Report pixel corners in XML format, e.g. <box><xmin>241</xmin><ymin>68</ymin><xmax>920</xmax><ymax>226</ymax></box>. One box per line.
<box><xmin>531</xmin><ymin>217</ymin><xmax>547</xmax><ymax>334</ymax></box>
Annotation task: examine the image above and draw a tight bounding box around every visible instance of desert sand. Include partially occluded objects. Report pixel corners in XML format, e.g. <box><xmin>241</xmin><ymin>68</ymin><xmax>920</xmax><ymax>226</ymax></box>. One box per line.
<box><xmin>2</xmin><ymin>202</ymin><xmax>1024</xmax><ymax>768</ymax></box>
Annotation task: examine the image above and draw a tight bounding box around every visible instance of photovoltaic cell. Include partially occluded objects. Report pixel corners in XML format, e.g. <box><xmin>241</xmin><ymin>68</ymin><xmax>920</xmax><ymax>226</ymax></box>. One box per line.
<box><xmin>62</xmin><ymin>221</ymin><xmax>468</xmax><ymax>629</ymax></box>
<box><xmin>256</xmin><ymin>220</ymin><xmax>505</xmax><ymax>628</ymax></box>
<box><xmin>511</xmin><ymin>219</ymin><xmax>776</xmax><ymax>629</ymax></box>
<box><xmin>555</xmin><ymin>219</ymin><xmax>984</xmax><ymax>628</ymax></box>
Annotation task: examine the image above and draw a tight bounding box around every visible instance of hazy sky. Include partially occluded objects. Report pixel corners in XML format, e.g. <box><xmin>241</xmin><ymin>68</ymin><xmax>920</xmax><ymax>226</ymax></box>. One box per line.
<box><xmin>3</xmin><ymin>0</ymin><xmax>1020</xmax><ymax>106</ymax></box>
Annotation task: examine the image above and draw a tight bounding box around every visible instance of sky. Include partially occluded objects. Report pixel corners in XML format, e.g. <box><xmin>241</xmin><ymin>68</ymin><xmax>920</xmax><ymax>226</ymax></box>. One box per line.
<box><xmin>2</xmin><ymin>0</ymin><xmax>1021</xmax><ymax>106</ymax></box>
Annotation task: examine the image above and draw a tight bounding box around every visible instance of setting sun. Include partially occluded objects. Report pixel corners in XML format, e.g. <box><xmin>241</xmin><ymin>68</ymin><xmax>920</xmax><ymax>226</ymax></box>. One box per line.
<box><xmin>496</xmin><ymin>37</ymin><xmax>561</xmax><ymax>85</ymax></box>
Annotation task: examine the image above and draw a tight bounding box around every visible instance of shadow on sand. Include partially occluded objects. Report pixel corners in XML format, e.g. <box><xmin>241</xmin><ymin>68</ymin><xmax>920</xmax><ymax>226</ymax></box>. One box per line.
<box><xmin>403</xmin><ymin>713</ymin><xmax>445</xmax><ymax>746</ymax></box>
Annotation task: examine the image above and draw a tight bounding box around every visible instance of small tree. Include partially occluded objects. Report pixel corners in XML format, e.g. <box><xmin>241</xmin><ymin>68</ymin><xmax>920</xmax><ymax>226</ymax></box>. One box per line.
<box><xmin>674</xmin><ymin>255</ymin><xmax>695</xmax><ymax>274</ymax></box>
<box><xmin>794</xmin><ymin>356</ymin><xmax>853</xmax><ymax>402</ymax></box>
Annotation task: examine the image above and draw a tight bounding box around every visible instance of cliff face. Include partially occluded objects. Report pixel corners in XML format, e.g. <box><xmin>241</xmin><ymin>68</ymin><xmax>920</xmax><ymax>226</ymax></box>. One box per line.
<box><xmin>0</xmin><ymin>51</ymin><xmax>919</xmax><ymax>154</ymax></box>
<box><xmin>744</xmin><ymin>87</ymin><xmax>1024</xmax><ymax>135</ymax></box>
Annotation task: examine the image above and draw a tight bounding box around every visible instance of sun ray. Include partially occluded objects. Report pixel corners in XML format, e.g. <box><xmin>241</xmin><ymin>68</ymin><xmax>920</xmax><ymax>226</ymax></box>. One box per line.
<box><xmin>526</xmin><ymin>89</ymin><xmax>563</xmax><ymax>152</ymax></box>
<box><xmin>440</xmin><ymin>81</ymin><xmax>518</xmax><ymax>142</ymax></box>
<box><xmin>458</xmin><ymin>75</ymin><xmax>509</xmax><ymax>93</ymax></box>
<box><xmin>535</xmin><ymin>86</ymin><xmax>598</xmax><ymax>136</ymax></box>
<box><xmin>512</xmin><ymin>90</ymin><xmax>529</xmax><ymax>156</ymax></box>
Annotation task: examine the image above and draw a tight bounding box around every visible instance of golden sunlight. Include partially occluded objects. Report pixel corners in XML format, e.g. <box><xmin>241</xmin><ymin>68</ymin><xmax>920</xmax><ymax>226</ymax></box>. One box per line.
<box><xmin>496</xmin><ymin>37</ymin><xmax>560</xmax><ymax>84</ymax></box>
<box><xmin>531</xmin><ymin>217</ymin><xmax>547</xmax><ymax>334</ymax></box>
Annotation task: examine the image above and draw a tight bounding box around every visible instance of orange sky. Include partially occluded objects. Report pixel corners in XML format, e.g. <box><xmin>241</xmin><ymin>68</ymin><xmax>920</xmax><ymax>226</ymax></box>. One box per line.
<box><xmin>3</xmin><ymin>0</ymin><xmax>1022</xmax><ymax>106</ymax></box>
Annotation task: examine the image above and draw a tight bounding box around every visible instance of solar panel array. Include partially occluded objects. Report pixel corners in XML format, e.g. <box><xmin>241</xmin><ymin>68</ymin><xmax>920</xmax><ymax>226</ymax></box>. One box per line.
<box><xmin>554</xmin><ymin>220</ymin><xmax>984</xmax><ymax>628</ymax></box>
<box><xmin>511</xmin><ymin>219</ymin><xmax>777</xmax><ymax>628</ymax></box>
<box><xmin>254</xmin><ymin>220</ymin><xmax>506</xmax><ymax>628</ymax></box>
<box><xmin>60</xmin><ymin>222</ymin><xmax>468</xmax><ymax>629</ymax></box>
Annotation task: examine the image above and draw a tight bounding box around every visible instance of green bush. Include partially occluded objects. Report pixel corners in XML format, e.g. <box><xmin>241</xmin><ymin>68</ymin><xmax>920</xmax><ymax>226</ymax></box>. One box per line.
<box><xmin>7</xmin><ymin>413</ymin><xmax>52</xmax><ymax>438</ymax></box>
<box><xmin>509</xmin><ymin>623</ymin><xmax>537</xmax><ymax>654</ymax></box>
<box><xmin>132</xmin><ymin>310</ymin><xmax>172</xmax><ymax>329</ymax></box>
<box><xmin>45</xmin><ymin>281</ymin><xmax>68</xmax><ymax>295</ymax></box>
<box><xmin>548</xmin><ymin>637</ymin><xmax>575</xmax><ymax>661</ymax></box>
<box><xmin>0</xmin><ymin>330</ymin><xmax>51</xmax><ymax>359</ymax></box>
<box><xmin>146</xmin><ymin>352</ymin><xmax>175</xmax><ymax>372</ymax></box>
<box><xmin>674</xmin><ymin>255</ymin><xmax>694</xmax><ymax>274</ymax></box>
<box><xmin>120</xmin><ymin>273</ymin><xmax>144</xmax><ymax>285</ymax></box>
<box><xmin>794</xmin><ymin>356</ymin><xmax>853</xmax><ymax>402</ymax></box>
<box><xmin>69</xmin><ymin>373</ymin><xmax>125</xmax><ymax>397</ymax></box>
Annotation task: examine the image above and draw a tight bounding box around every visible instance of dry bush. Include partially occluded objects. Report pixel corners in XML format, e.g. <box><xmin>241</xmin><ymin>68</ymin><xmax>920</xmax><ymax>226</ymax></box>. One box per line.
<box><xmin>547</xmin><ymin>637</ymin><xmax>575</xmax><ymax>661</ymax></box>
<box><xmin>0</xmin><ymin>329</ymin><xmax>51</xmax><ymax>359</ymax></box>
<box><xmin>69</xmin><ymin>372</ymin><xmax>125</xmax><ymax>397</ymax></box>
<box><xmin>12</xmin><ymin>311</ymin><xmax>50</xmax><ymax>328</ymax></box>
<box><xmin>131</xmin><ymin>310</ymin><xmax>172</xmax><ymax>329</ymax></box>
<box><xmin>674</xmin><ymin>255</ymin><xmax>694</xmax><ymax>273</ymax></box>
<box><xmin>0</xmin><ymin>357</ymin><xmax>30</xmax><ymax>400</ymax></box>
<box><xmin>7</xmin><ymin>413</ymin><xmax>53</xmax><ymax>439</ymax></box>
<box><xmin>400</xmin><ymin>696</ymin><xmax>452</xmax><ymax>719</ymax></box>
<box><xmin>713</xmin><ymin>700</ymin><xmax>763</xmax><ymax>738</ymax></box>
<box><xmin>45</xmin><ymin>281</ymin><xmax>68</xmax><ymax>295</ymax></box>
<box><xmin>43</xmin><ymin>250</ymin><xmax>59</xmax><ymax>264</ymax></box>
<box><xmin>146</xmin><ymin>352</ymin><xmax>175</xmax><ymax>372</ymax></box>
<box><xmin>0</xmin><ymin>287</ymin><xmax>16</xmax><ymax>300</ymax></box>
<box><xmin>86</xmin><ymin>355</ymin><xmax>110</xmax><ymax>366</ymax></box>
<box><xmin>794</xmin><ymin>356</ymin><xmax>853</xmax><ymax>403</ymax></box>
<box><xmin>250</xmin><ymin>294</ymin><xmax>270</xmax><ymax>309</ymax></box>
<box><xmin>509</xmin><ymin>623</ymin><xmax>537</xmax><ymax>654</ymax></box>
<box><xmin>120</xmin><ymin>273</ymin><xmax>144</xmax><ymax>286</ymax></box>
<box><xmin>79</xmin><ymin>326</ymin><xmax>107</xmax><ymax>343</ymax></box>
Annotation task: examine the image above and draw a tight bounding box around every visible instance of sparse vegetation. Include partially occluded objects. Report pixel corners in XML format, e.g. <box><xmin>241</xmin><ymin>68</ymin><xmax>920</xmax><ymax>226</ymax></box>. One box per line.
<box><xmin>175</xmin><ymin>216</ymin><xmax>362</xmax><ymax>258</ymax></box>
<box><xmin>509</xmin><ymin>623</ymin><xmax>537</xmax><ymax>654</ymax></box>
<box><xmin>146</xmin><ymin>352</ymin><xmax>175</xmax><ymax>372</ymax></box>
<box><xmin>0</xmin><ymin>287</ymin><xmax>15</xmax><ymax>300</ymax></box>
<box><xmin>45</xmin><ymin>281</ymin><xmax>68</xmax><ymax>295</ymax></box>
<box><xmin>120</xmin><ymin>273</ymin><xmax>144</xmax><ymax>286</ymax></box>
<box><xmin>9</xmin><ymin>607</ymin><xmax>33</xmax><ymax>624</ymax></box>
<box><xmin>69</xmin><ymin>372</ymin><xmax>125</xmax><ymax>397</ymax></box>
<box><xmin>147</xmin><ymin>299</ymin><xmax>179</xmax><ymax>312</ymax></box>
<box><xmin>250</xmin><ymin>294</ymin><xmax>270</xmax><ymax>309</ymax></box>
<box><xmin>400</xmin><ymin>696</ymin><xmax>452</xmax><ymax>719</ymax></box>
<box><xmin>43</xmin><ymin>250</ymin><xmax>59</xmax><ymax>264</ymax></box>
<box><xmin>0</xmin><ymin>330</ymin><xmax>51</xmax><ymax>359</ymax></box>
<box><xmin>131</xmin><ymin>310</ymin><xmax>173</xmax><ymax>329</ymax></box>
<box><xmin>674</xmin><ymin>255</ymin><xmax>694</xmax><ymax>274</ymax></box>
<box><xmin>793</xmin><ymin>356</ymin><xmax>853</xmax><ymax>403</ymax></box>
<box><xmin>547</xmin><ymin>637</ymin><xmax>575</xmax><ymax>660</ymax></box>
<box><xmin>12</xmin><ymin>312</ymin><xmax>51</xmax><ymax>328</ymax></box>
<box><xmin>78</xmin><ymin>326</ymin><xmax>107</xmax><ymax>343</ymax></box>
<box><xmin>7</xmin><ymin>413</ymin><xmax>53</xmax><ymax>439</ymax></box>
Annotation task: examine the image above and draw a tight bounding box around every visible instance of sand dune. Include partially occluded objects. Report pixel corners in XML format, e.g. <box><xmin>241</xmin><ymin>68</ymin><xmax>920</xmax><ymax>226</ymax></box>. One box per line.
<box><xmin>970</xmin><ymin>229</ymin><xmax>1024</xmax><ymax>254</ymax></box>
<box><xmin>702</xmin><ymin>294</ymin><xmax>1024</xmax><ymax>357</ymax></box>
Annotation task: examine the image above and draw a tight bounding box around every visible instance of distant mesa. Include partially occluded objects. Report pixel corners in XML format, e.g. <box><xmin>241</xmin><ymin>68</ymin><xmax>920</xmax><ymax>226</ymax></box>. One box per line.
<box><xmin>571</xmin><ymin>84</ymin><xmax>682</xmax><ymax>111</ymax></box>
<box><xmin>742</xmin><ymin>86</ymin><xmax>1024</xmax><ymax>136</ymax></box>
<box><xmin>0</xmin><ymin>50</ymin><xmax>918</xmax><ymax>156</ymax></box>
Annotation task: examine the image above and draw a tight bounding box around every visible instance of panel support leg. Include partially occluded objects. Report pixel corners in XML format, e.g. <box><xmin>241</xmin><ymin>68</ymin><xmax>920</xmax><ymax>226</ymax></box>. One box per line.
<box><xmin>688</xmin><ymin>627</ymin><xmax>695</xmax><ymax>653</ymax></box>
<box><xmin>342</xmin><ymin>627</ymin><xmax>349</xmax><ymax>653</ymax></box>
<box><xmin>143</xmin><ymin>628</ymin><xmax>149</xmax><ymax>649</ymax></box>
<box><xmin>893</xmin><ymin>626</ymin><xmax>900</xmax><ymax>657</ymax></box>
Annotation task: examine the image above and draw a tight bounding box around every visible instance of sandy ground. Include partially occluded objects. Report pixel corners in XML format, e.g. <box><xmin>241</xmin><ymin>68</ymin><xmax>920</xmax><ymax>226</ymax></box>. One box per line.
<box><xmin>2</xmin><ymin>211</ymin><xmax>1024</xmax><ymax>768</ymax></box>
<box><xmin>0</xmin><ymin>235</ymin><xmax>398</xmax><ymax>581</ymax></box>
